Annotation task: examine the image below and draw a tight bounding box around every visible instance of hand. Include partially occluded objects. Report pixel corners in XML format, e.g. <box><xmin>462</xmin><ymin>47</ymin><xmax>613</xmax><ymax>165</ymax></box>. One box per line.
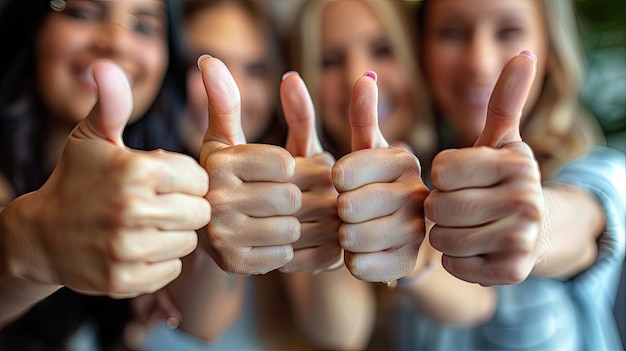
<box><xmin>124</xmin><ymin>291</ymin><xmax>182</xmax><ymax>350</ymax></box>
<box><xmin>198</xmin><ymin>56</ymin><xmax>301</xmax><ymax>274</ymax></box>
<box><xmin>5</xmin><ymin>60</ymin><xmax>210</xmax><ymax>298</ymax></box>
<box><xmin>426</xmin><ymin>51</ymin><xmax>544</xmax><ymax>286</ymax></box>
<box><xmin>332</xmin><ymin>72</ymin><xmax>429</xmax><ymax>283</ymax></box>
<box><xmin>278</xmin><ymin>72</ymin><xmax>342</xmax><ymax>273</ymax></box>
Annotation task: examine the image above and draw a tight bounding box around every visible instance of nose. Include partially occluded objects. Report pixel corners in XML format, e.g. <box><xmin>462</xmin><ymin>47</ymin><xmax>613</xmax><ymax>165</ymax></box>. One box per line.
<box><xmin>464</xmin><ymin>30</ymin><xmax>501</xmax><ymax>82</ymax></box>
<box><xmin>93</xmin><ymin>17</ymin><xmax>135</xmax><ymax>58</ymax></box>
<box><xmin>344</xmin><ymin>51</ymin><xmax>373</xmax><ymax>91</ymax></box>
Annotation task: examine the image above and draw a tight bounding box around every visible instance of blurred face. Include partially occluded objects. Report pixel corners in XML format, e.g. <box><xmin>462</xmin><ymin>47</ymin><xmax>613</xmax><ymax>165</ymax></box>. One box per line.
<box><xmin>185</xmin><ymin>2</ymin><xmax>275</xmax><ymax>143</ymax></box>
<box><xmin>423</xmin><ymin>0</ymin><xmax>549</xmax><ymax>146</ymax></box>
<box><xmin>36</xmin><ymin>0</ymin><xmax>169</xmax><ymax>125</ymax></box>
<box><xmin>319</xmin><ymin>0</ymin><xmax>414</xmax><ymax>156</ymax></box>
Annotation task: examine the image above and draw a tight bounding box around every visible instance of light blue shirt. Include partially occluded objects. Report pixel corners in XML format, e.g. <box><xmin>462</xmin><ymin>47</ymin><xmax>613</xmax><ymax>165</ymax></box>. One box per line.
<box><xmin>393</xmin><ymin>147</ymin><xmax>626</xmax><ymax>351</ymax></box>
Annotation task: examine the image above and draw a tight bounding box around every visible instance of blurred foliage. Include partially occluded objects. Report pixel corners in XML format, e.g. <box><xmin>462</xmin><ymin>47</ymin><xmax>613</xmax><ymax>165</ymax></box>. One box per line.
<box><xmin>575</xmin><ymin>0</ymin><xmax>626</xmax><ymax>151</ymax></box>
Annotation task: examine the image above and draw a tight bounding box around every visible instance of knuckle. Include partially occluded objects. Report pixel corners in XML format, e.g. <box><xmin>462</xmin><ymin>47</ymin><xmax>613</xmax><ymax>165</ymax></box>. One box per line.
<box><xmin>285</xmin><ymin>217</ymin><xmax>301</xmax><ymax>243</ymax></box>
<box><xmin>107</xmin><ymin>234</ymin><xmax>137</xmax><ymax>261</ymax></box>
<box><xmin>285</xmin><ymin>184</ymin><xmax>303</xmax><ymax>212</ymax></box>
<box><xmin>278</xmin><ymin>150</ymin><xmax>297</xmax><ymax>178</ymax></box>
<box><xmin>337</xmin><ymin>193</ymin><xmax>355</xmax><ymax>222</ymax></box>
<box><xmin>331</xmin><ymin>163</ymin><xmax>350</xmax><ymax>192</ymax></box>
<box><xmin>345</xmin><ymin>255</ymin><xmax>366</xmax><ymax>280</ymax></box>
<box><xmin>338</xmin><ymin>224</ymin><xmax>359</xmax><ymax>251</ymax></box>
<box><xmin>499</xmin><ymin>230</ymin><xmax>534</xmax><ymax>255</ymax></box>
<box><xmin>501</xmin><ymin>265</ymin><xmax>528</xmax><ymax>284</ymax></box>
<box><xmin>104</xmin><ymin>268</ymin><xmax>129</xmax><ymax>295</ymax></box>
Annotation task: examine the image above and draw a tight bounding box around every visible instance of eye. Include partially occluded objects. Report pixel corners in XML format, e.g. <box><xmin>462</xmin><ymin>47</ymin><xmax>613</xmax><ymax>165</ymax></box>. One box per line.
<box><xmin>438</xmin><ymin>27</ymin><xmax>467</xmax><ymax>41</ymax></box>
<box><xmin>371</xmin><ymin>41</ymin><xmax>393</xmax><ymax>60</ymax></box>
<box><xmin>133</xmin><ymin>15</ymin><xmax>165</xmax><ymax>37</ymax></box>
<box><xmin>497</xmin><ymin>27</ymin><xmax>523</xmax><ymax>41</ymax></box>
<box><xmin>245</xmin><ymin>61</ymin><xmax>269</xmax><ymax>78</ymax></box>
<box><xmin>62</xmin><ymin>2</ymin><xmax>103</xmax><ymax>22</ymax></box>
<box><xmin>321</xmin><ymin>51</ymin><xmax>343</xmax><ymax>70</ymax></box>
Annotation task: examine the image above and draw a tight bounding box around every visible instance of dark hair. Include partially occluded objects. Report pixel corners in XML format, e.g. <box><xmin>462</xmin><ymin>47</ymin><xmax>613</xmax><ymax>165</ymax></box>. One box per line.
<box><xmin>0</xmin><ymin>0</ymin><xmax>189</xmax><ymax>349</ymax></box>
<box><xmin>0</xmin><ymin>0</ymin><xmax>189</xmax><ymax>194</ymax></box>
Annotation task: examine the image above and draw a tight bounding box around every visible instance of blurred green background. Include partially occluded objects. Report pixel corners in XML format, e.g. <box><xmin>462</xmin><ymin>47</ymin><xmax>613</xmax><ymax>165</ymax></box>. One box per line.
<box><xmin>575</xmin><ymin>0</ymin><xmax>626</xmax><ymax>151</ymax></box>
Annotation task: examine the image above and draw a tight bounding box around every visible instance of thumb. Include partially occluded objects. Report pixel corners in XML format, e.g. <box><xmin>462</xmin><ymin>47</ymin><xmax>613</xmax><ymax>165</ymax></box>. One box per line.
<box><xmin>75</xmin><ymin>60</ymin><xmax>133</xmax><ymax>146</ymax></box>
<box><xmin>350</xmin><ymin>71</ymin><xmax>389</xmax><ymax>151</ymax></box>
<box><xmin>474</xmin><ymin>51</ymin><xmax>537</xmax><ymax>148</ymax></box>
<box><xmin>198</xmin><ymin>55</ymin><xmax>247</xmax><ymax>146</ymax></box>
<box><xmin>281</xmin><ymin>71</ymin><xmax>324</xmax><ymax>157</ymax></box>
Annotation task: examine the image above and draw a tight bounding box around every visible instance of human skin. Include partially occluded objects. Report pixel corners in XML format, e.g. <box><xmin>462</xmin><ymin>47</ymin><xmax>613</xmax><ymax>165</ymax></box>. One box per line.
<box><xmin>421</xmin><ymin>0</ymin><xmax>604</xmax><ymax>285</ymax></box>
<box><xmin>0</xmin><ymin>0</ymin><xmax>213</xmax><ymax>329</ymax></box>
<box><xmin>422</xmin><ymin>0</ymin><xmax>548</xmax><ymax>147</ymax></box>
<box><xmin>319</xmin><ymin>0</ymin><xmax>414</xmax><ymax>156</ymax></box>
<box><xmin>183</xmin><ymin>1</ymin><xmax>276</xmax><ymax>153</ymax></box>
<box><xmin>36</xmin><ymin>0</ymin><xmax>168</xmax><ymax>127</ymax></box>
<box><xmin>197</xmin><ymin>56</ymin><xmax>376</xmax><ymax>349</ymax></box>
<box><xmin>0</xmin><ymin>61</ymin><xmax>211</xmax><ymax>327</ymax></box>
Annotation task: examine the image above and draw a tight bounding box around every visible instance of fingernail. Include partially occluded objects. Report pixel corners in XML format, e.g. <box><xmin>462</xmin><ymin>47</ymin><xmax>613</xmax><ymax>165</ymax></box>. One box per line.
<box><xmin>282</xmin><ymin>71</ymin><xmax>299</xmax><ymax>81</ymax></box>
<box><xmin>166</xmin><ymin>317</ymin><xmax>179</xmax><ymax>329</ymax></box>
<box><xmin>518</xmin><ymin>50</ymin><xmax>536</xmax><ymax>63</ymax></box>
<box><xmin>196</xmin><ymin>54</ymin><xmax>212</xmax><ymax>70</ymax></box>
<box><xmin>363</xmin><ymin>71</ymin><xmax>377</xmax><ymax>82</ymax></box>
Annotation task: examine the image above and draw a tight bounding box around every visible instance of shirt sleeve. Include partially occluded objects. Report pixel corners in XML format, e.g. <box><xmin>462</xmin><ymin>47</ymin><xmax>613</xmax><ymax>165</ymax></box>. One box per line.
<box><xmin>552</xmin><ymin>146</ymin><xmax>626</xmax><ymax>350</ymax></box>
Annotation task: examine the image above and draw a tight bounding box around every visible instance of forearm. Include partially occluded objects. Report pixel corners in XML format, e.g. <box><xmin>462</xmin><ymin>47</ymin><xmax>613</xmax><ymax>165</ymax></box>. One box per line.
<box><xmin>0</xmin><ymin>276</ymin><xmax>61</xmax><ymax>328</ymax></box>
<box><xmin>282</xmin><ymin>266</ymin><xmax>376</xmax><ymax>351</ymax></box>
<box><xmin>400</xmin><ymin>240</ymin><xmax>496</xmax><ymax>326</ymax></box>
<box><xmin>0</xmin><ymin>199</ymin><xmax>61</xmax><ymax>327</ymax></box>
<box><xmin>166</xmin><ymin>231</ymin><xmax>244</xmax><ymax>342</ymax></box>
<box><xmin>531</xmin><ymin>182</ymin><xmax>605</xmax><ymax>279</ymax></box>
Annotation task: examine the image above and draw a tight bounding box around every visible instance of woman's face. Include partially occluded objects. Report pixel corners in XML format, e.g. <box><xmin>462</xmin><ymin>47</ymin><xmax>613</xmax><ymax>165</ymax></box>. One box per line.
<box><xmin>423</xmin><ymin>0</ymin><xmax>549</xmax><ymax>146</ymax></box>
<box><xmin>319</xmin><ymin>0</ymin><xmax>414</xmax><ymax>156</ymax></box>
<box><xmin>36</xmin><ymin>0</ymin><xmax>169</xmax><ymax>125</ymax></box>
<box><xmin>185</xmin><ymin>2</ymin><xmax>275</xmax><ymax>143</ymax></box>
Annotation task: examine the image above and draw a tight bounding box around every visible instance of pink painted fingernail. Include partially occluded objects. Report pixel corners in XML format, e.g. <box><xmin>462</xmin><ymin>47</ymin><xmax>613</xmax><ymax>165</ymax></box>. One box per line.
<box><xmin>363</xmin><ymin>71</ymin><xmax>377</xmax><ymax>81</ymax></box>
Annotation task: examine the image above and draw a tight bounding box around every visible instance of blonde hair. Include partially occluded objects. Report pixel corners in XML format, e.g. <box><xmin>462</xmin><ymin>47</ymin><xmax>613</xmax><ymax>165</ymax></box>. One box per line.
<box><xmin>523</xmin><ymin>0</ymin><xmax>605</xmax><ymax>178</ymax></box>
<box><xmin>418</xmin><ymin>0</ymin><xmax>605</xmax><ymax>180</ymax></box>
<box><xmin>291</xmin><ymin>0</ymin><xmax>435</xmax><ymax>158</ymax></box>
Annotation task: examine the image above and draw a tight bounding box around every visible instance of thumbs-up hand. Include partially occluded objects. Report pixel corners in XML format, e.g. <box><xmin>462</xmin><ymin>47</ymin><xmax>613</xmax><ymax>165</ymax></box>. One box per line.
<box><xmin>278</xmin><ymin>72</ymin><xmax>342</xmax><ymax>273</ymax></box>
<box><xmin>7</xmin><ymin>60</ymin><xmax>211</xmax><ymax>298</ymax></box>
<box><xmin>426</xmin><ymin>51</ymin><xmax>544</xmax><ymax>286</ymax></box>
<box><xmin>332</xmin><ymin>72</ymin><xmax>429</xmax><ymax>283</ymax></box>
<box><xmin>198</xmin><ymin>56</ymin><xmax>301</xmax><ymax>275</ymax></box>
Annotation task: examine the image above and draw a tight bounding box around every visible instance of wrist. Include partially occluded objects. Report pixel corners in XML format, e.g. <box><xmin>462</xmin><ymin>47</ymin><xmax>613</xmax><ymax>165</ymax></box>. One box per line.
<box><xmin>0</xmin><ymin>193</ymin><xmax>46</xmax><ymax>280</ymax></box>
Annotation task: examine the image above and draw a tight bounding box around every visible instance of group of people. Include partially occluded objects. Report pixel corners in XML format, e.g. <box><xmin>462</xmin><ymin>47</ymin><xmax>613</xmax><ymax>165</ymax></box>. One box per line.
<box><xmin>0</xmin><ymin>0</ymin><xmax>624</xmax><ymax>350</ymax></box>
